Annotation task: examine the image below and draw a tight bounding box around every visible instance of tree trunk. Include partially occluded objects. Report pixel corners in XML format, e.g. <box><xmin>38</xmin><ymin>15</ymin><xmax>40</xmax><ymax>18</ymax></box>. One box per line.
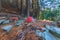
<box><xmin>37</xmin><ymin>0</ymin><xmax>42</xmax><ymax>20</ymax></box>
<box><xmin>0</xmin><ymin>0</ymin><xmax>2</xmax><ymax>12</ymax></box>
<box><xmin>21</xmin><ymin>0</ymin><xmax>24</xmax><ymax>16</ymax></box>
<box><xmin>26</xmin><ymin>0</ymin><xmax>30</xmax><ymax>17</ymax></box>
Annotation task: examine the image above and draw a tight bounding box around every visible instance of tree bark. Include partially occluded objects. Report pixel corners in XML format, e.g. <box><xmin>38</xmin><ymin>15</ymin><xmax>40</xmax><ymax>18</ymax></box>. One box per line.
<box><xmin>26</xmin><ymin>0</ymin><xmax>30</xmax><ymax>17</ymax></box>
<box><xmin>37</xmin><ymin>0</ymin><xmax>42</xmax><ymax>20</ymax></box>
<box><xmin>21</xmin><ymin>0</ymin><xmax>24</xmax><ymax>16</ymax></box>
<box><xmin>0</xmin><ymin>0</ymin><xmax>2</xmax><ymax>12</ymax></box>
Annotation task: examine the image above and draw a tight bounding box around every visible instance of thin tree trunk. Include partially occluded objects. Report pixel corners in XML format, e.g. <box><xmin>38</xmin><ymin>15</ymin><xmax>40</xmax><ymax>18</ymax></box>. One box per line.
<box><xmin>32</xmin><ymin>0</ymin><xmax>35</xmax><ymax>17</ymax></box>
<box><xmin>40</xmin><ymin>0</ymin><xmax>42</xmax><ymax>19</ymax></box>
<box><xmin>37</xmin><ymin>0</ymin><xmax>42</xmax><ymax>19</ymax></box>
<box><xmin>0</xmin><ymin>0</ymin><xmax>2</xmax><ymax>12</ymax></box>
<box><xmin>21</xmin><ymin>0</ymin><xmax>24</xmax><ymax>16</ymax></box>
<box><xmin>17</xmin><ymin>0</ymin><xmax>19</xmax><ymax>10</ymax></box>
<box><xmin>26</xmin><ymin>0</ymin><xmax>30</xmax><ymax>17</ymax></box>
<box><xmin>32</xmin><ymin>0</ymin><xmax>37</xmax><ymax>18</ymax></box>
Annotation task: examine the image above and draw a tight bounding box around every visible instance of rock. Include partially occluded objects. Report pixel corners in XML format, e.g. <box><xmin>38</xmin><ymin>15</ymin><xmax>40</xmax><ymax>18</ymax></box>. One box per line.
<box><xmin>2</xmin><ymin>25</ymin><xmax>13</xmax><ymax>32</ymax></box>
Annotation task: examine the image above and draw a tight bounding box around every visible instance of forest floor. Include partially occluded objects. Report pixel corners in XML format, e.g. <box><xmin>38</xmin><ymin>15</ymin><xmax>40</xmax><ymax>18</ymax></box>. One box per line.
<box><xmin>0</xmin><ymin>13</ymin><xmax>59</xmax><ymax>40</ymax></box>
<box><xmin>0</xmin><ymin>18</ymin><xmax>57</xmax><ymax>40</ymax></box>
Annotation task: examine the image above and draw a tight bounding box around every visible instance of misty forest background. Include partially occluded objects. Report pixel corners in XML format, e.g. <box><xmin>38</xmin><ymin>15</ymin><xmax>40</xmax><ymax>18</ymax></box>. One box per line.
<box><xmin>0</xmin><ymin>0</ymin><xmax>60</xmax><ymax>22</ymax></box>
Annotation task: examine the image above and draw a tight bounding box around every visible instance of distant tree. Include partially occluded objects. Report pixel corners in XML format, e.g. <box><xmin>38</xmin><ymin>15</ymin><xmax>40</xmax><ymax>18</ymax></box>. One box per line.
<box><xmin>0</xmin><ymin>0</ymin><xmax>2</xmax><ymax>12</ymax></box>
<box><xmin>52</xmin><ymin>9</ymin><xmax>60</xmax><ymax>21</ymax></box>
<box><xmin>21</xmin><ymin>0</ymin><xmax>24</xmax><ymax>16</ymax></box>
<box><xmin>26</xmin><ymin>0</ymin><xmax>30</xmax><ymax>17</ymax></box>
<box><xmin>37</xmin><ymin>0</ymin><xmax>43</xmax><ymax>20</ymax></box>
<box><xmin>32</xmin><ymin>0</ymin><xmax>37</xmax><ymax>18</ymax></box>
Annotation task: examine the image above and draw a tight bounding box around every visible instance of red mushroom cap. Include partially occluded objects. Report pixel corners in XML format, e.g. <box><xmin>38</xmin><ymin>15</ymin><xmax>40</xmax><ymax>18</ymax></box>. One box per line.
<box><xmin>13</xmin><ymin>17</ymin><xmax>18</xmax><ymax>21</ymax></box>
<box><xmin>26</xmin><ymin>16</ymin><xmax>33</xmax><ymax>22</ymax></box>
